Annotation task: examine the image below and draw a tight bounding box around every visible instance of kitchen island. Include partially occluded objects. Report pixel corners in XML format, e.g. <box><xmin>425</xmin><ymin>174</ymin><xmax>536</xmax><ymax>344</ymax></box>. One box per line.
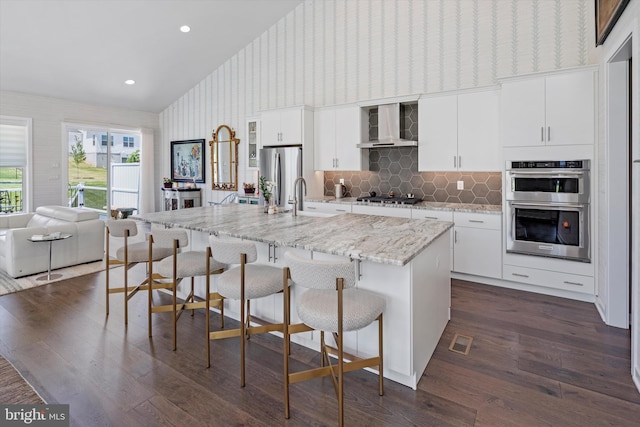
<box><xmin>133</xmin><ymin>204</ymin><xmax>453</xmax><ymax>389</ymax></box>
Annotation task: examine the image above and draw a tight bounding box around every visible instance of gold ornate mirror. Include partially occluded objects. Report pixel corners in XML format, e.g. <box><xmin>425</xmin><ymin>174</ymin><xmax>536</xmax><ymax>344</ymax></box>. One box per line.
<box><xmin>209</xmin><ymin>125</ymin><xmax>239</xmax><ymax>191</ymax></box>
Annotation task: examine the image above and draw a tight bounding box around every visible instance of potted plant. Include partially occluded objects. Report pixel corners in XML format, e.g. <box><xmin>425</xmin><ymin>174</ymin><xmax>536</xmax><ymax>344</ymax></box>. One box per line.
<box><xmin>243</xmin><ymin>182</ymin><xmax>255</xmax><ymax>194</ymax></box>
<box><xmin>163</xmin><ymin>177</ymin><xmax>172</xmax><ymax>188</ymax></box>
<box><xmin>259</xmin><ymin>176</ymin><xmax>274</xmax><ymax>212</ymax></box>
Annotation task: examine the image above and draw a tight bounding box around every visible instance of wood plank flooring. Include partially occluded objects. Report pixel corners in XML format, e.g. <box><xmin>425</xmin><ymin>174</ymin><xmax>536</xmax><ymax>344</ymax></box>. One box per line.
<box><xmin>0</xmin><ymin>270</ymin><xmax>638</xmax><ymax>426</ymax></box>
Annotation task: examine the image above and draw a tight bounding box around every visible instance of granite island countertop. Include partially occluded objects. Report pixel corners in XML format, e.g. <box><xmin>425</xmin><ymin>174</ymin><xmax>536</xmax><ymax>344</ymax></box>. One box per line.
<box><xmin>132</xmin><ymin>204</ymin><xmax>453</xmax><ymax>266</ymax></box>
<box><xmin>305</xmin><ymin>196</ymin><xmax>502</xmax><ymax>214</ymax></box>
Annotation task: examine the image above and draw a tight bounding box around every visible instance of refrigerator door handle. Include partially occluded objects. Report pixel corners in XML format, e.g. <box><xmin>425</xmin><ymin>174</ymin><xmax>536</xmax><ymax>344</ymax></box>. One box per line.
<box><xmin>274</xmin><ymin>152</ymin><xmax>281</xmax><ymax>206</ymax></box>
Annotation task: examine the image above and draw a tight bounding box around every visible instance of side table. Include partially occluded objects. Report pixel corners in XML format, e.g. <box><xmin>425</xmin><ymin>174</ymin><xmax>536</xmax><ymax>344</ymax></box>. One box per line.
<box><xmin>28</xmin><ymin>233</ymin><xmax>73</xmax><ymax>281</ymax></box>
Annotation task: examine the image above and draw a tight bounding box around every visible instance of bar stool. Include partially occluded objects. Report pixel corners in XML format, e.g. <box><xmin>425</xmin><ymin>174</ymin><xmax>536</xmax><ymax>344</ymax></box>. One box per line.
<box><xmin>105</xmin><ymin>219</ymin><xmax>173</xmax><ymax>325</ymax></box>
<box><xmin>207</xmin><ymin>236</ymin><xmax>285</xmax><ymax>386</ymax></box>
<box><xmin>148</xmin><ymin>228</ymin><xmax>225</xmax><ymax>351</ymax></box>
<box><xmin>283</xmin><ymin>251</ymin><xmax>385</xmax><ymax>427</ymax></box>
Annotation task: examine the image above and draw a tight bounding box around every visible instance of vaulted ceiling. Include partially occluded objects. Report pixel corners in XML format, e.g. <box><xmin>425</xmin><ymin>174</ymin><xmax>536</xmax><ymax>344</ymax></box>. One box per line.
<box><xmin>0</xmin><ymin>0</ymin><xmax>303</xmax><ymax>113</ymax></box>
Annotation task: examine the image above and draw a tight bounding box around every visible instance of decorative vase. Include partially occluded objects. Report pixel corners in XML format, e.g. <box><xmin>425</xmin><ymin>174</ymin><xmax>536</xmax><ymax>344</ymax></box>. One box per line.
<box><xmin>263</xmin><ymin>198</ymin><xmax>270</xmax><ymax>213</ymax></box>
<box><xmin>244</xmin><ymin>188</ymin><xmax>255</xmax><ymax>195</ymax></box>
<box><xmin>163</xmin><ymin>183</ymin><xmax>171</xmax><ymax>188</ymax></box>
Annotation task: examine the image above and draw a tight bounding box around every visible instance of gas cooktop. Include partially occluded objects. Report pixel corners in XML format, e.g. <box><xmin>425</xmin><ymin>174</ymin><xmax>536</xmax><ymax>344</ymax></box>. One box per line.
<box><xmin>356</xmin><ymin>196</ymin><xmax>422</xmax><ymax>205</ymax></box>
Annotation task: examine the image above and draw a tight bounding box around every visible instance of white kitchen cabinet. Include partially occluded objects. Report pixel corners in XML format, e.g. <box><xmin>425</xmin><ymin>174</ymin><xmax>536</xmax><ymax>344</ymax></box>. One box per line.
<box><xmin>418</xmin><ymin>89</ymin><xmax>500</xmax><ymax>171</ymax></box>
<box><xmin>261</xmin><ymin>107</ymin><xmax>312</xmax><ymax>147</ymax></box>
<box><xmin>503</xmin><ymin>264</ymin><xmax>595</xmax><ymax>295</ymax></box>
<box><xmin>452</xmin><ymin>212</ymin><xmax>502</xmax><ymax>279</ymax></box>
<box><xmin>246</xmin><ymin>117</ymin><xmax>260</xmax><ymax>168</ymax></box>
<box><xmin>351</xmin><ymin>204</ymin><xmax>412</xmax><ymax>218</ymax></box>
<box><xmin>314</xmin><ymin>105</ymin><xmax>368</xmax><ymax>171</ymax></box>
<box><xmin>304</xmin><ymin>201</ymin><xmax>350</xmax><ymax>215</ymax></box>
<box><xmin>412</xmin><ymin>209</ymin><xmax>454</xmax><ymax>268</ymax></box>
<box><xmin>501</xmin><ymin>68</ymin><xmax>596</xmax><ymax>147</ymax></box>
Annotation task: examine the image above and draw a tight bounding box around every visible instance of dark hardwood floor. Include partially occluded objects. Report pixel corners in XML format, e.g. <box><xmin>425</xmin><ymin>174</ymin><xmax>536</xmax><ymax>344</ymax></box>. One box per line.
<box><xmin>0</xmin><ymin>270</ymin><xmax>638</xmax><ymax>426</ymax></box>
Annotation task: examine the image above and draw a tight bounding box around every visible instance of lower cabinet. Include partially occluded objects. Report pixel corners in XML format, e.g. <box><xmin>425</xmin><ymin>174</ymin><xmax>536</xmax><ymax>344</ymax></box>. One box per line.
<box><xmin>452</xmin><ymin>212</ymin><xmax>502</xmax><ymax>279</ymax></box>
<box><xmin>412</xmin><ymin>209</ymin><xmax>454</xmax><ymax>269</ymax></box>
<box><xmin>351</xmin><ymin>204</ymin><xmax>412</xmax><ymax>218</ymax></box>
<box><xmin>304</xmin><ymin>201</ymin><xmax>351</xmax><ymax>214</ymax></box>
<box><xmin>503</xmin><ymin>264</ymin><xmax>595</xmax><ymax>294</ymax></box>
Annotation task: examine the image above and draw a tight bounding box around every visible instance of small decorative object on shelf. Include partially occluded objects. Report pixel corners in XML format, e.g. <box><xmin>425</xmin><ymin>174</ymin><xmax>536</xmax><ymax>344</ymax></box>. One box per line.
<box><xmin>243</xmin><ymin>182</ymin><xmax>256</xmax><ymax>194</ymax></box>
<box><xmin>163</xmin><ymin>177</ymin><xmax>172</xmax><ymax>188</ymax></box>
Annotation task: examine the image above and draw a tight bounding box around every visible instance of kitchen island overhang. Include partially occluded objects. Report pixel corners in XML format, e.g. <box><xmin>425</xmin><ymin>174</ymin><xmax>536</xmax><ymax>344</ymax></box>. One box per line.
<box><xmin>132</xmin><ymin>205</ymin><xmax>453</xmax><ymax>389</ymax></box>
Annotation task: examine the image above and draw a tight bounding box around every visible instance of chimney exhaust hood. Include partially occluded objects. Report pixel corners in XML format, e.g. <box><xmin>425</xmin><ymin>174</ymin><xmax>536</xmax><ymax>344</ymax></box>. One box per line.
<box><xmin>357</xmin><ymin>103</ymin><xmax>418</xmax><ymax>148</ymax></box>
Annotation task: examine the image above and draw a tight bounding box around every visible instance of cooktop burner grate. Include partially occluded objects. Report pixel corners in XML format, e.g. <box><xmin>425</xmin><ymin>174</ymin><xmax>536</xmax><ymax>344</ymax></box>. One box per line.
<box><xmin>356</xmin><ymin>196</ymin><xmax>422</xmax><ymax>205</ymax></box>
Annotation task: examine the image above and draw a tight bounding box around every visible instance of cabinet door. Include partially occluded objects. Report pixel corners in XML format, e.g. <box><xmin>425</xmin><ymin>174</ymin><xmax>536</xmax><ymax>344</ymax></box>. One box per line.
<box><xmin>279</xmin><ymin>109</ymin><xmax>303</xmax><ymax>145</ymax></box>
<box><xmin>418</xmin><ymin>96</ymin><xmax>458</xmax><ymax>171</ymax></box>
<box><xmin>260</xmin><ymin>110</ymin><xmax>282</xmax><ymax>146</ymax></box>
<box><xmin>457</xmin><ymin>90</ymin><xmax>500</xmax><ymax>171</ymax></box>
<box><xmin>453</xmin><ymin>227</ymin><xmax>502</xmax><ymax>278</ymax></box>
<box><xmin>545</xmin><ymin>70</ymin><xmax>595</xmax><ymax>146</ymax></box>
<box><xmin>314</xmin><ymin>109</ymin><xmax>336</xmax><ymax>170</ymax></box>
<box><xmin>500</xmin><ymin>78</ymin><xmax>546</xmax><ymax>147</ymax></box>
<box><xmin>334</xmin><ymin>105</ymin><xmax>362</xmax><ymax>170</ymax></box>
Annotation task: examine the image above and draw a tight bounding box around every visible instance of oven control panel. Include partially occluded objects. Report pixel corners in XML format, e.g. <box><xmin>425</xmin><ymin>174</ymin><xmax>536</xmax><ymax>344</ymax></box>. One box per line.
<box><xmin>509</xmin><ymin>160</ymin><xmax>588</xmax><ymax>169</ymax></box>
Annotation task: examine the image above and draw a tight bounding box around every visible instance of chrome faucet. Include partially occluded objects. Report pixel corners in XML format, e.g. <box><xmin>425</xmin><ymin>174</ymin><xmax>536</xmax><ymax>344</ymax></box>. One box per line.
<box><xmin>289</xmin><ymin>176</ymin><xmax>307</xmax><ymax>216</ymax></box>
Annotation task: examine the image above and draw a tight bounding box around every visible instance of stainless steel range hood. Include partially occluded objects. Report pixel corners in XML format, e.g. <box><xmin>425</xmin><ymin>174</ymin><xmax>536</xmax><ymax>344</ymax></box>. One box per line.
<box><xmin>357</xmin><ymin>103</ymin><xmax>418</xmax><ymax>148</ymax></box>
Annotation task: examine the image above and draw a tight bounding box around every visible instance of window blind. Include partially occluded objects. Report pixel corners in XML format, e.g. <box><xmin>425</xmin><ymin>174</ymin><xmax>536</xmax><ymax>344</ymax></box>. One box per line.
<box><xmin>0</xmin><ymin>117</ymin><xmax>28</xmax><ymax>167</ymax></box>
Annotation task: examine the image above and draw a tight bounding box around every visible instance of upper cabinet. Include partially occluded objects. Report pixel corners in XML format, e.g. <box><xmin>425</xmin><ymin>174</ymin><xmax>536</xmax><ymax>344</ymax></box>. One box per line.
<box><xmin>314</xmin><ymin>105</ymin><xmax>368</xmax><ymax>171</ymax></box>
<box><xmin>261</xmin><ymin>106</ymin><xmax>312</xmax><ymax>147</ymax></box>
<box><xmin>246</xmin><ymin>117</ymin><xmax>259</xmax><ymax>169</ymax></box>
<box><xmin>418</xmin><ymin>88</ymin><xmax>500</xmax><ymax>171</ymax></box>
<box><xmin>501</xmin><ymin>68</ymin><xmax>596</xmax><ymax>147</ymax></box>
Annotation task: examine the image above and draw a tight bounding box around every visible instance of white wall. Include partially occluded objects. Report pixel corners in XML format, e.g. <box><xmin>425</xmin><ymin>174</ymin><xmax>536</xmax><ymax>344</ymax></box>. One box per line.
<box><xmin>0</xmin><ymin>91</ymin><xmax>159</xmax><ymax>208</ymax></box>
<box><xmin>593</xmin><ymin>0</ymin><xmax>640</xmax><ymax>393</ymax></box>
<box><xmin>159</xmin><ymin>0</ymin><xmax>598</xmax><ymax>206</ymax></box>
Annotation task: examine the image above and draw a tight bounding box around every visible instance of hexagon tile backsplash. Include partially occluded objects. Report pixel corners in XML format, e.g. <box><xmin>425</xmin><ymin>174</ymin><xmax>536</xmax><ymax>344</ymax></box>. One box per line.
<box><xmin>324</xmin><ymin>147</ymin><xmax>502</xmax><ymax>205</ymax></box>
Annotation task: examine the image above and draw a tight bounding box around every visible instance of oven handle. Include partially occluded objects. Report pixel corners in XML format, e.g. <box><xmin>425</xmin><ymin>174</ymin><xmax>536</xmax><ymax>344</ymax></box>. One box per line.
<box><xmin>509</xmin><ymin>202</ymin><xmax>587</xmax><ymax>210</ymax></box>
<box><xmin>507</xmin><ymin>170</ymin><xmax>586</xmax><ymax>175</ymax></box>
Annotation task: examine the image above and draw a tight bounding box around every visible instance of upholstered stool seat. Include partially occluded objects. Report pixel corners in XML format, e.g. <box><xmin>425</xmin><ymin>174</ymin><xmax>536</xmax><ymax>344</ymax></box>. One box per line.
<box><xmin>105</xmin><ymin>219</ymin><xmax>173</xmax><ymax>325</ymax></box>
<box><xmin>217</xmin><ymin>264</ymin><xmax>283</xmax><ymax>300</ymax></box>
<box><xmin>148</xmin><ymin>229</ymin><xmax>225</xmax><ymax>351</ymax></box>
<box><xmin>207</xmin><ymin>236</ymin><xmax>285</xmax><ymax>386</ymax></box>
<box><xmin>283</xmin><ymin>251</ymin><xmax>385</xmax><ymax>427</ymax></box>
<box><xmin>298</xmin><ymin>288</ymin><xmax>386</xmax><ymax>332</ymax></box>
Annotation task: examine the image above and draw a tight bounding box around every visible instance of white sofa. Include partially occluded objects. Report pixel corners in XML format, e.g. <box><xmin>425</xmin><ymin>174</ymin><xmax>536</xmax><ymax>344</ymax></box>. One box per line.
<box><xmin>0</xmin><ymin>206</ymin><xmax>105</xmax><ymax>278</ymax></box>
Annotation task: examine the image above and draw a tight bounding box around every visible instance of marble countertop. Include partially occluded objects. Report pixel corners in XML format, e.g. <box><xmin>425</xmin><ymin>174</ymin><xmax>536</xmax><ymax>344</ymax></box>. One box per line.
<box><xmin>132</xmin><ymin>205</ymin><xmax>453</xmax><ymax>266</ymax></box>
<box><xmin>305</xmin><ymin>196</ymin><xmax>502</xmax><ymax>214</ymax></box>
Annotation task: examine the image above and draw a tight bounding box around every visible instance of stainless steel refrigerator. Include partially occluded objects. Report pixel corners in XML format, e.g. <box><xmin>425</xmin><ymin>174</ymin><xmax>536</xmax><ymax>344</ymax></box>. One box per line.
<box><xmin>259</xmin><ymin>145</ymin><xmax>303</xmax><ymax>211</ymax></box>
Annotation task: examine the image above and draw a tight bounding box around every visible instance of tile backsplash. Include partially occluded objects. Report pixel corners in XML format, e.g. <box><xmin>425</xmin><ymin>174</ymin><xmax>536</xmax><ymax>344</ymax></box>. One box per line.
<box><xmin>324</xmin><ymin>147</ymin><xmax>502</xmax><ymax>205</ymax></box>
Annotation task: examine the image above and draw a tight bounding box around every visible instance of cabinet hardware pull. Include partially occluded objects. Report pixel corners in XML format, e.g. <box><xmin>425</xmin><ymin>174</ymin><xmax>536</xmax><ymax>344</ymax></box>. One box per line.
<box><xmin>424</xmin><ymin>216</ymin><xmax>438</xmax><ymax>220</ymax></box>
<box><xmin>307</xmin><ymin>206</ymin><xmax>317</xmax><ymax>210</ymax></box>
<box><xmin>453</xmin><ymin>156</ymin><xmax>457</xmax><ymax>168</ymax></box>
<box><xmin>336</xmin><ymin>209</ymin><xmax>346</xmax><ymax>212</ymax></box>
<box><xmin>541</xmin><ymin>127</ymin><xmax>544</xmax><ymax>142</ymax></box>
<box><xmin>563</xmin><ymin>280</ymin><xmax>583</xmax><ymax>286</ymax></box>
<box><xmin>458</xmin><ymin>155</ymin><xmax>461</xmax><ymax>168</ymax></box>
<box><xmin>634</xmin><ymin>160</ymin><xmax>640</xmax><ymax>163</ymax></box>
<box><xmin>468</xmin><ymin>220</ymin><xmax>484</xmax><ymax>223</ymax></box>
<box><xmin>454</xmin><ymin>230</ymin><xmax>458</xmax><ymax>243</ymax></box>
<box><xmin>512</xmin><ymin>273</ymin><xmax>529</xmax><ymax>278</ymax></box>
<box><xmin>547</xmin><ymin>126</ymin><xmax>550</xmax><ymax>141</ymax></box>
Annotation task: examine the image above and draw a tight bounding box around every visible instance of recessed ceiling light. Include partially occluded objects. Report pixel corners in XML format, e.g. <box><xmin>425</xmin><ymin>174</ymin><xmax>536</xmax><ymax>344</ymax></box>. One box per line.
<box><xmin>180</xmin><ymin>25</ymin><xmax>191</xmax><ymax>33</ymax></box>
<box><xmin>124</xmin><ymin>80</ymin><xmax>135</xmax><ymax>85</ymax></box>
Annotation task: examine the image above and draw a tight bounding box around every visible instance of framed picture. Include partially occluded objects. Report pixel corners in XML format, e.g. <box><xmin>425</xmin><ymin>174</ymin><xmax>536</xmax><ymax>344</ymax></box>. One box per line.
<box><xmin>171</xmin><ymin>139</ymin><xmax>205</xmax><ymax>183</ymax></box>
<box><xmin>595</xmin><ymin>0</ymin><xmax>630</xmax><ymax>46</ymax></box>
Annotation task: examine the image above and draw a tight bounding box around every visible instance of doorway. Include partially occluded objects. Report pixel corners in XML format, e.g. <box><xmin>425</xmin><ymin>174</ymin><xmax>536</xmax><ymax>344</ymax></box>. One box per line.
<box><xmin>64</xmin><ymin>123</ymin><xmax>141</xmax><ymax>217</ymax></box>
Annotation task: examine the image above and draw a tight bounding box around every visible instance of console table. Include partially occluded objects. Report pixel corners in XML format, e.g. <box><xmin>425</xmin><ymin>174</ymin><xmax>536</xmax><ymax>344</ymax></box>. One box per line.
<box><xmin>162</xmin><ymin>188</ymin><xmax>202</xmax><ymax>211</ymax></box>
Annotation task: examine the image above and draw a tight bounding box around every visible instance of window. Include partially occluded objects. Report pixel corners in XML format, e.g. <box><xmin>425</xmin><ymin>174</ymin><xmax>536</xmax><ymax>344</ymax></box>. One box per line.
<box><xmin>0</xmin><ymin>116</ymin><xmax>31</xmax><ymax>213</ymax></box>
<box><xmin>101</xmin><ymin>134</ymin><xmax>114</xmax><ymax>146</ymax></box>
<box><xmin>123</xmin><ymin>136</ymin><xmax>134</xmax><ymax>148</ymax></box>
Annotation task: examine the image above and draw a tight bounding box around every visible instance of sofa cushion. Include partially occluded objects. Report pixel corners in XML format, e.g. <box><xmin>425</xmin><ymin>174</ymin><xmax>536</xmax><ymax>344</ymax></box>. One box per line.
<box><xmin>34</xmin><ymin>206</ymin><xmax>99</xmax><ymax>222</ymax></box>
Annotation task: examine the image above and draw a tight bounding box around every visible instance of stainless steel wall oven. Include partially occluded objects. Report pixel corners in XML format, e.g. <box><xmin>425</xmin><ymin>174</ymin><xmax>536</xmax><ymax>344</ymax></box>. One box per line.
<box><xmin>506</xmin><ymin>160</ymin><xmax>590</xmax><ymax>262</ymax></box>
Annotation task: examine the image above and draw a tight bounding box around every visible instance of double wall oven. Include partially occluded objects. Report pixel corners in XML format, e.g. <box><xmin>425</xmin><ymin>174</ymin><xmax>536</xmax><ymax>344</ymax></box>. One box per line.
<box><xmin>505</xmin><ymin>160</ymin><xmax>590</xmax><ymax>263</ymax></box>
